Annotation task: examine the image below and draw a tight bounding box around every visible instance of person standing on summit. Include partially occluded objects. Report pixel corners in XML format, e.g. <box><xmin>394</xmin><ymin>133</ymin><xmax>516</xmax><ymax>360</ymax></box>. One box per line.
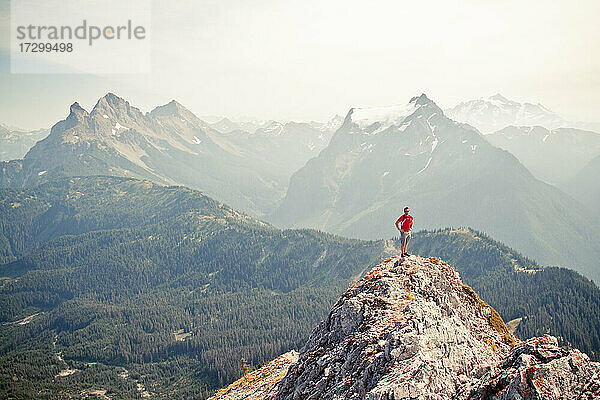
<box><xmin>395</xmin><ymin>207</ymin><xmax>413</xmax><ymax>257</ymax></box>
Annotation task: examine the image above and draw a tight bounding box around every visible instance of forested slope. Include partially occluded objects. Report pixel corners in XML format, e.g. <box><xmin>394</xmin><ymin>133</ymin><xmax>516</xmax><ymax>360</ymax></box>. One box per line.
<box><xmin>1</xmin><ymin>176</ymin><xmax>598</xmax><ymax>399</ymax></box>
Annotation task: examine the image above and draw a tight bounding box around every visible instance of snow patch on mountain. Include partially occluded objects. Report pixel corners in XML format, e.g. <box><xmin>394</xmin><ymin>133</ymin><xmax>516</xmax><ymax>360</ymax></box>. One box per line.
<box><xmin>349</xmin><ymin>102</ymin><xmax>419</xmax><ymax>130</ymax></box>
<box><xmin>431</xmin><ymin>137</ymin><xmax>439</xmax><ymax>153</ymax></box>
<box><xmin>418</xmin><ymin>157</ymin><xmax>432</xmax><ymax>174</ymax></box>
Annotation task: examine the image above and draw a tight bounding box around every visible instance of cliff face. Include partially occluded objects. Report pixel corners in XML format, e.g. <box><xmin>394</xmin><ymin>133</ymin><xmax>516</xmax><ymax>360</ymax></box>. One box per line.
<box><xmin>210</xmin><ymin>255</ymin><xmax>600</xmax><ymax>400</ymax></box>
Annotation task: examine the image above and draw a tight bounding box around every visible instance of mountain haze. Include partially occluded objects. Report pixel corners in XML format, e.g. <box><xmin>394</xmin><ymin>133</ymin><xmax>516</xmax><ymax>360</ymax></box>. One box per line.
<box><xmin>567</xmin><ymin>153</ymin><xmax>600</xmax><ymax>214</ymax></box>
<box><xmin>446</xmin><ymin>94</ymin><xmax>567</xmax><ymax>133</ymax></box>
<box><xmin>487</xmin><ymin>126</ymin><xmax>600</xmax><ymax>185</ymax></box>
<box><xmin>216</xmin><ymin>121</ymin><xmax>335</xmax><ymax>178</ymax></box>
<box><xmin>0</xmin><ymin>124</ymin><xmax>49</xmax><ymax>161</ymax></box>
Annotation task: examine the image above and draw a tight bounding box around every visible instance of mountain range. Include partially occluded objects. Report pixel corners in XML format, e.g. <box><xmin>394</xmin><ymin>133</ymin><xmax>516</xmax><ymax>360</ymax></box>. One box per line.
<box><xmin>445</xmin><ymin>94</ymin><xmax>568</xmax><ymax>133</ymax></box>
<box><xmin>273</xmin><ymin>94</ymin><xmax>600</xmax><ymax>282</ymax></box>
<box><xmin>2</xmin><ymin>92</ymin><xmax>598</xmax><ymax>283</ymax></box>
<box><xmin>0</xmin><ymin>94</ymin><xmax>339</xmax><ymax>218</ymax></box>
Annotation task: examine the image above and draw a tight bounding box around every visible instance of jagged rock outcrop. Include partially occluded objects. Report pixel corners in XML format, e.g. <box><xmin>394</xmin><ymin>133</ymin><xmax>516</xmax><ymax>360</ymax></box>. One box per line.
<box><xmin>209</xmin><ymin>255</ymin><xmax>600</xmax><ymax>400</ymax></box>
<box><xmin>208</xmin><ymin>351</ymin><xmax>299</xmax><ymax>400</ymax></box>
<box><xmin>464</xmin><ymin>335</ymin><xmax>600</xmax><ymax>399</ymax></box>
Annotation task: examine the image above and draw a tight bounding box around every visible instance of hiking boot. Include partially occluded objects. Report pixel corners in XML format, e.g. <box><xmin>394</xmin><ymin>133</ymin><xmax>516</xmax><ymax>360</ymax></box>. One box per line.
<box><xmin>404</xmin><ymin>252</ymin><xmax>411</xmax><ymax>257</ymax></box>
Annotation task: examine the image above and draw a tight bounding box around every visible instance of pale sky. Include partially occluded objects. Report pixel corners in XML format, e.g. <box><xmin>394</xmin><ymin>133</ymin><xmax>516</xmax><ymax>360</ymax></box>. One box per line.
<box><xmin>1</xmin><ymin>0</ymin><xmax>599</xmax><ymax>130</ymax></box>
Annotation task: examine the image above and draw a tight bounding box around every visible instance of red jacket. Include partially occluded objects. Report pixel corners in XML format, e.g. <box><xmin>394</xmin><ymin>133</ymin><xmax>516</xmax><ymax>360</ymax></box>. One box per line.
<box><xmin>396</xmin><ymin>214</ymin><xmax>413</xmax><ymax>231</ymax></box>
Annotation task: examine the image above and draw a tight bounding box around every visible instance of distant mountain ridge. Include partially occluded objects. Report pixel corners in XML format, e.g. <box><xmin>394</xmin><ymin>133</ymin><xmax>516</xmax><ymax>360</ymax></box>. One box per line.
<box><xmin>446</xmin><ymin>93</ymin><xmax>600</xmax><ymax>134</ymax></box>
<box><xmin>208</xmin><ymin>115</ymin><xmax>343</xmax><ymax>136</ymax></box>
<box><xmin>217</xmin><ymin>120</ymin><xmax>336</xmax><ymax>177</ymax></box>
<box><xmin>487</xmin><ymin>125</ymin><xmax>600</xmax><ymax>185</ymax></box>
<box><xmin>0</xmin><ymin>123</ymin><xmax>49</xmax><ymax>161</ymax></box>
<box><xmin>273</xmin><ymin>94</ymin><xmax>600</xmax><ymax>282</ymax></box>
<box><xmin>446</xmin><ymin>94</ymin><xmax>568</xmax><ymax>133</ymax></box>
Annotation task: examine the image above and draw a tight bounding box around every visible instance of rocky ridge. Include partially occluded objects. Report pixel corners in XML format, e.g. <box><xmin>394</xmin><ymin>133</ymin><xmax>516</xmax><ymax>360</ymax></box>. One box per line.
<box><xmin>211</xmin><ymin>255</ymin><xmax>600</xmax><ymax>400</ymax></box>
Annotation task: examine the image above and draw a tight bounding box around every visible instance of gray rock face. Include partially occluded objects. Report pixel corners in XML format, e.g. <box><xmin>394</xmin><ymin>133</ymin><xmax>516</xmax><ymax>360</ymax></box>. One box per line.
<box><xmin>464</xmin><ymin>335</ymin><xmax>600</xmax><ymax>400</ymax></box>
<box><xmin>275</xmin><ymin>255</ymin><xmax>515</xmax><ymax>400</ymax></box>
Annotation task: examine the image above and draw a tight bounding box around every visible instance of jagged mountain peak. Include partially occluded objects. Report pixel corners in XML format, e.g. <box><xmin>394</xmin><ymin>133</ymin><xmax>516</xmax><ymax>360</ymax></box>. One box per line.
<box><xmin>150</xmin><ymin>99</ymin><xmax>182</xmax><ymax>115</ymax></box>
<box><xmin>409</xmin><ymin>92</ymin><xmax>435</xmax><ymax>106</ymax></box>
<box><xmin>90</xmin><ymin>92</ymin><xmax>145</xmax><ymax>124</ymax></box>
<box><xmin>67</xmin><ymin>101</ymin><xmax>89</xmax><ymax>121</ymax></box>
<box><xmin>69</xmin><ymin>101</ymin><xmax>86</xmax><ymax>112</ymax></box>
<box><xmin>149</xmin><ymin>99</ymin><xmax>199</xmax><ymax>124</ymax></box>
<box><xmin>57</xmin><ymin>101</ymin><xmax>91</xmax><ymax>133</ymax></box>
<box><xmin>92</xmin><ymin>92</ymin><xmax>127</xmax><ymax>111</ymax></box>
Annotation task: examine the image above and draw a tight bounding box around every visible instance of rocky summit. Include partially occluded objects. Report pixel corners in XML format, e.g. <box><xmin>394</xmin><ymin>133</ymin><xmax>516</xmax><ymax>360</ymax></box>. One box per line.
<box><xmin>211</xmin><ymin>255</ymin><xmax>600</xmax><ymax>400</ymax></box>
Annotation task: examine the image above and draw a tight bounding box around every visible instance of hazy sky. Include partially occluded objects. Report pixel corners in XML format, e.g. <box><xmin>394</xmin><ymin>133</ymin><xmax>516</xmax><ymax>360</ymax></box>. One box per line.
<box><xmin>1</xmin><ymin>0</ymin><xmax>599</xmax><ymax>129</ymax></box>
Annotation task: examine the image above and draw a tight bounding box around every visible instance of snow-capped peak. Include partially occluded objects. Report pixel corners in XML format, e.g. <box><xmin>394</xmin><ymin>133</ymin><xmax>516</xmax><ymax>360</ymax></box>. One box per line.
<box><xmin>347</xmin><ymin>94</ymin><xmax>438</xmax><ymax>132</ymax></box>
<box><xmin>446</xmin><ymin>94</ymin><xmax>567</xmax><ymax>133</ymax></box>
